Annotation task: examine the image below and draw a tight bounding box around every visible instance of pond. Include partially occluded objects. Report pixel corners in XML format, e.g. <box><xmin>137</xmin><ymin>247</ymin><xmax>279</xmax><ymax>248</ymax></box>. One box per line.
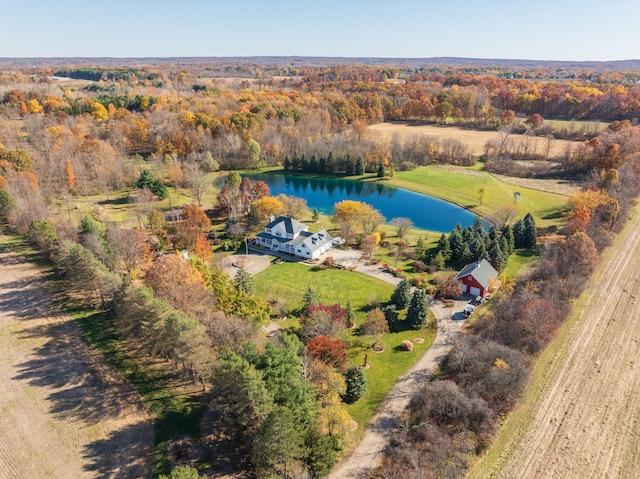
<box><xmin>244</xmin><ymin>174</ymin><xmax>479</xmax><ymax>232</ymax></box>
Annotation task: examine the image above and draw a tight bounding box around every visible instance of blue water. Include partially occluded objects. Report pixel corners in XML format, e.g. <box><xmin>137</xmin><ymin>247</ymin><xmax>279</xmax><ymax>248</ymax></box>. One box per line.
<box><xmin>245</xmin><ymin>174</ymin><xmax>478</xmax><ymax>233</ymax></box>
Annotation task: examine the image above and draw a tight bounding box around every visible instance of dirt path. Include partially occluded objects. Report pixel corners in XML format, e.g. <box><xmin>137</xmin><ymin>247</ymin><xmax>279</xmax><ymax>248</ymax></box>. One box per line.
<box><xmin>327</xmin><ymin>301</ymin><xmax>464</xmax><ymax>479</ymax></box>
<box><xmin>468</xmin><ymin>209</ymin><xmax>640</xmax><ymax>479</ymax></box>
<box><xmin>0</xmin><ymin>249</ymin><xmax>154</xmax><ymax>479</ymax></box>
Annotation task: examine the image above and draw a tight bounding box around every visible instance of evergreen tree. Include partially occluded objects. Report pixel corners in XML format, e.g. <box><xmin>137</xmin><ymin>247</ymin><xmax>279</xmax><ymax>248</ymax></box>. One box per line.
<box><xmin>431</xmin><ymin>250</ymin><xmax>446</xmax><ymax>271</ymax></box>
<box><xmin>390</xmin><ymin>278</ymin><xmax>412</xmax><ymax>310</ymax></box>
<box><xmin>283</xmin><ymin>155</ymin><xmax>291</xmax><ymax>171</ymax></box>
<box><xmin>462</xmin><ymin>226</ymin><xmax>474</xmax><ymax>244</ymax></box>
<box><xmin>326</xmin><ymin>151</ymin><xmax>337</xmax><ymax>173</ymax></box>
<box><xmin>309</xmin><ymin>153</ymin><xmax>318</xmax><ymax>172</ymax></box>
<box><xmin>383</xmin><ymin>305</ymin><xmax>399</xmax><ymax>332</ymax></box>
<box><xmin>460</xmin><ymin>244</ymin><xmax>474</xmax><ymax>267</ymax></box>
<box><xmin>136</xmin><ymin>169</ymin><xmax>168</xmax><ymax>198</ymax></box>
<box><xmin>472</xmin><ymin>217</ymin><xmax>485</xmax><ymax>236</ymax></box>
<box><xmin>407</xmin><ymin>288</ymin><xmax>429</xmax><ymax>330</ymax></box>
<box><xmin>305</xmin><ymin>427</ymin><xmax>336</xmax><ymax>478</ymax></box>
<box><xmin>471</xmin><ymin>238</ymin><xmax>488</xmax><ymax>262</ymax></box>
<box><xmin>377</xmin><ymin>162</ymin><xmax>386</xmax><ymax>178</ymax></box>
<box><xmin>251</xmin><ymin>406</ymin><xmax>307</xmax><ymax>479</ymax></box>
<box><xmin>291</xmin><ymin>153</ymin><xmax>301</xmax><ymax>171</ymax></box>
<box><xmin>502</xmin><ymin>224</ymin><xmax>515</xmax><ymax>254</ymax></box>
<box><xmin>0</xmin><ymin>189</ymin><xmax>16</xmax><ymax>222</ymax></box>
<box><xmin>500</xmin><ymin>236</ymin><xmax>510</xmax><ymax>260</ymax></box>
<box><xmin>318</xmin><ymin>155</ymin><xmax>327</xmax><ymax>173</ymax></box>
<box><xmin>344</xmin><ymin>153</ymin><xmax>355</xmax><ymax>175</ymax></box>
<box><xmin>346</xmin><ymin>299</ymin><xmax>356</xmax><ymax>328</ymax></box>
<box><xmin>488</xmin><ymin>225</ymin><xmax>499</xmax><ymax>243</ymax></box>
<box><xmin>437</xmin><ymin>233</ymin><xmax>448</xmax><ymax>251</ymax></box>
<box><xmin>448</xmin><ymin>228</ymin><xmax>464</xmax><ymax>263</ymax></box>
<box><xmin>234</xmin><ymin>265</ymin><xmax>256</xmax><ymax>295</ymax></box>
<box><xmin>343</xmin><ymin>366</ymin><xmax>367</xmax><ymax>404</ymax></box>
<box><xmin>302</xmin><ymin>285</ymin><xmax>318</xmax><ymax>312</ymax></box>
<box><xmin>355</xmin><ymin>157</ymin><xmax>365</xmax><ymax>175</ymax></box>
<box><xmin>414</xmin><ymin>236</ymin><xmax>427</xmax><ymax>260</ymax></box>
<box><xmin>523</xmin><ymin>213</ymin><xmax>537</xmax><ymax>248</ymax></box>
<box><xmin>489</xmin><ymin>240</ymin><xmax>506</xmax><ymax>271</ymax></box>
<box><xmin>312</xmin><ymin>207</ymin><xmax>320</xmax><ymax>222</ymax></box>
<box><xmin>300</xmin><ymin>153</ymin><xmax>309</xmax><ymax>171</ymax></box>
<box><xmin>513</xmin><ymin>219</ymin><xmax>525</xmax><ymax>248</ymax></box>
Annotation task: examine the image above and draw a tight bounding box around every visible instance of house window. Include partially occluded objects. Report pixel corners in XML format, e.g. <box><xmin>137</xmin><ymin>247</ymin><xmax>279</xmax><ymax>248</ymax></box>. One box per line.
<box><xmin>276</xmin><ymin>231</ymin><xmax>281</xmax><ymax>236</ymax></box>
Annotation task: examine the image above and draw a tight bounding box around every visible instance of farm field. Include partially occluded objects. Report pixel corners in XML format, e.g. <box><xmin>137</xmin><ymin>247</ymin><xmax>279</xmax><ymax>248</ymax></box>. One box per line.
<box><xmin>0</xmin><ymin>235</ymin><xmax>154</xmax><ymax>479</ymax></box>
<box><xmin>368</xmin><ymin>121</ymin><xmax>580</xmax><ymax>157</ymax></box>
<box><xmin>467</xmin><ymin>204</ymin><xmax>640</xmax><ymax>479</ymax></box>
<box><xmin>389</xmin><ymin>166</ymin><xmax>569</xmax><ymax>230</ymax></box>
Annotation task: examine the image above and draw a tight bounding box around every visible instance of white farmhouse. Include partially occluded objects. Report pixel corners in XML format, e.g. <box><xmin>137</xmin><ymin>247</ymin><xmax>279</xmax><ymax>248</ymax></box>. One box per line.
<box><xmin>255</xmin><ymin>216</ymin><xmax>339</xmax><ymax>260</ymax></box>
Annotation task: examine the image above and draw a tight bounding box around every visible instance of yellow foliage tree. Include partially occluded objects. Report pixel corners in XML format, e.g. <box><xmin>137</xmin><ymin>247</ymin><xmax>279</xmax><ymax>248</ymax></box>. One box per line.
<box><xmin>91</xmin><ymin>102</ymin><xmax>109</xmax><ymax>122</ymax></box>
<box><xmin>568</xmin><ymin>189</ymin><xmax>613</xmax><ymax>213</ymax></box>
<box><xmin>26</xmin><ymin>99</ymin><xmax>42</xmax><ymax>114</ymax></box>
<box><xmin>333</xmin><ymin>200</ymin><xmax>383</xmax><ymax>243</ymax></box>
<box><xmin>251</xmin><ymin>196</ymin><xmax>284</xmax><ymax>222</ymax></box>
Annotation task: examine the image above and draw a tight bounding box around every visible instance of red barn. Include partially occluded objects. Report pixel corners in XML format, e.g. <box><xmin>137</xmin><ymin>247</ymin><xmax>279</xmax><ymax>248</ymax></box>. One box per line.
<box><xmin>454</xmin><ymin>259</ymin><xmax>499</xmax><ymax>297</ymax></box>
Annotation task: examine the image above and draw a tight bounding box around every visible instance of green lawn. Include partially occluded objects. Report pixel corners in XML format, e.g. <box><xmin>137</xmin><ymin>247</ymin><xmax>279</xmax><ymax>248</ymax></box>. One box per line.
<box><xmin>344</xmin><ymin>317</ymin><xmax>436</xmax><ymax>436</ymax></box>
<box><xmin>253</xmin><ymin>261</ymin><xmax>436</xmax><ymax>438</ymax></box>
<box><xmin>254</xmin><ymin>262</ymin><xmax>395</xmax><ymax>322</ymax></box>
<box><xmin>390</xmin><ymin>166</ymin><xmax>568</xmax><ymax>230</ymax></box>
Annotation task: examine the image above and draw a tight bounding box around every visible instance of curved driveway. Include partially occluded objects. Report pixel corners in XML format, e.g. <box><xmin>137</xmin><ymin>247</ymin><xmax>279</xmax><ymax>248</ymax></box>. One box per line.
<box><xmin>326</xmin><ymin>251</ymin><xmax>465</xmax><ymax>479</ymax></box>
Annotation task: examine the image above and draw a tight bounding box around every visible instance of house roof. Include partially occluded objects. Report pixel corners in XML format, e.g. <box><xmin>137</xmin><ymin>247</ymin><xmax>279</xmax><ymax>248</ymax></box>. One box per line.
<box><xmin>454</xmin><ymin>258</ymin><xmax>499</xmax><ymax>289</ymax></box>
<box><xmin>265</xmin><ymin>216</ymin><xmax>307</xmax><ymax>235</ymax></box>
<box><xmin>299</xmin><ymin>229</ymin><xmax>333</xmax><ymax>252</ymax></box>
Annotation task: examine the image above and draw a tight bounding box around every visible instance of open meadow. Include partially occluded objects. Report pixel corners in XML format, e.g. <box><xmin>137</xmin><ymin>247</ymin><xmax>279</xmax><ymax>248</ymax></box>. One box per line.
<box><xmin>368</xmin><ymin>121</ymin><xmax>580</xmax><ymax>157</ymax></box>
<box><xmin>389</xmin><ymin>166</ymin><xmax>570</xmax><ymax>231</ymax></box>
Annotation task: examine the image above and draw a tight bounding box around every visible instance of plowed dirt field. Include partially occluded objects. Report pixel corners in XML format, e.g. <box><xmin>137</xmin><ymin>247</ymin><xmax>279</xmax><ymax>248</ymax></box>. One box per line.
<box><xmin>0</xmin><ymin>248</ymin><xmax>154</xmax><ymax>479</ymax></box>
<box><xmin>468</xmin><ymin>209</ymin><xmax>640</xmax><ymax>479</ymax></box>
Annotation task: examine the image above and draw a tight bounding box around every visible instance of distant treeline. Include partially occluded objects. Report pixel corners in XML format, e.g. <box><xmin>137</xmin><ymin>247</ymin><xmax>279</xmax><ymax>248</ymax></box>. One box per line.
<box><xmin>54</xmin><ymin>68</ymin><xmax>161</xmax><ymax>82</ymax></box>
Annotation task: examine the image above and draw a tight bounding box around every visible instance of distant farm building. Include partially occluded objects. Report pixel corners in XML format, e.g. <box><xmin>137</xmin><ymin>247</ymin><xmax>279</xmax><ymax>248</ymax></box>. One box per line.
<box><xmin>454</xmin><ymin>258</ymin><xmax>499</xmax><ymax>297</ymax></box>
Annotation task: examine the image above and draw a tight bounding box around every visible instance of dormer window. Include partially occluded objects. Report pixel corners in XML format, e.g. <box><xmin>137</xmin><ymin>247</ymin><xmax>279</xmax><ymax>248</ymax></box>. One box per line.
<box><xmin>276</xmin><ymin>231</ymin><xmax>281</xmax><ymax>236</ymax></box>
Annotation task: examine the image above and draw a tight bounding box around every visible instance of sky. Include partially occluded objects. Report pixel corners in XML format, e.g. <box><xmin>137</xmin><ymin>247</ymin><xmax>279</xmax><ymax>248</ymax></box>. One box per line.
<box><xmin>1</xmin><ymin>0</ymin><xmax>639</xmax><ymax>61</ymax></box>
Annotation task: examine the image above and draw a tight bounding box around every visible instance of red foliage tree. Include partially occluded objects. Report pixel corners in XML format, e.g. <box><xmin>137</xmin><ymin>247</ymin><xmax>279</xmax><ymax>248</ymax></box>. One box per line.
<box><xmin>307</xmin><ymin>336</ymin><xmax>348</xmax><ymax>372</ymax></box>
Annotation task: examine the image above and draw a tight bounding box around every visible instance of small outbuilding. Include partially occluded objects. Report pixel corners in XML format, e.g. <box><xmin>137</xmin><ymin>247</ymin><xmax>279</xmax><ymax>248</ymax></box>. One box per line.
<box><xmin>454</xmin><ymin>258</ymin><xmax>499</xmax><ymax>297</ymax></box>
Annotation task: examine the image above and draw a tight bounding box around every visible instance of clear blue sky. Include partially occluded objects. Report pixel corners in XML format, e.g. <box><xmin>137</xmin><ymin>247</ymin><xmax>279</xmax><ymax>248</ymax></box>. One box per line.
<box><xmin>2</xmin><ymin>0</ymin><xmax>638</xmax><ymax>61</ymax></box>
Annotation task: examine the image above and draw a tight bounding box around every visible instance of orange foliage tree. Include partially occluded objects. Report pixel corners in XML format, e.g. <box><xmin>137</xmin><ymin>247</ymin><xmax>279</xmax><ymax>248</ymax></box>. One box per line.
<box><xmin>194</xmin><ymin>233</ymin><xmax>212</xmax><ymax>260</ymax></box>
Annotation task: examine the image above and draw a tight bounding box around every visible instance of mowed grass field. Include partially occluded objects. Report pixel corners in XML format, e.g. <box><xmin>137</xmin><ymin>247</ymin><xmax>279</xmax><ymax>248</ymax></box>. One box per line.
<box><xmin>368</xmin><ymin>121</ymin><xmax>580</xmax><ymax>157</ymax></box>
<box><xmin>389</xmin><ymin>166</ymin><xmax>569</xmax><ymax>230</ymax></box>
<box><xmin>254</xmin><ymin>262</ymin><xmax>395</xmax><ymax>323</ymax></box>
<box><xmin>253</xmin><ymin>262</ymin><xmax>436</xmax><ymax>436</ymax></box>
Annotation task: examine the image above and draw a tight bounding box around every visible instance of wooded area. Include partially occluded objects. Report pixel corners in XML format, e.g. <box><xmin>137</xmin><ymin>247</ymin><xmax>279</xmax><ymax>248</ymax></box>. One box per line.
<box><xmin>2</xmin><ymin>59</ymin><xmax>640</xmax><ymax>478</ymax></box>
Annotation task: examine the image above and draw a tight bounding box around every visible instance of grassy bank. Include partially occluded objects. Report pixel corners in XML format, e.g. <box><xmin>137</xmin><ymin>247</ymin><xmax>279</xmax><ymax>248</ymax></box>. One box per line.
<box><xmin>390</xmin><ymin>167</ymin><xmax>568</xmax><ymax>230</ymax></box>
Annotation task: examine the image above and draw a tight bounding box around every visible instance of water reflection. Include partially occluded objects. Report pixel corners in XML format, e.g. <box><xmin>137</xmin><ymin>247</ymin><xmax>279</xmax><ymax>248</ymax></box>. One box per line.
<box><xmin>245</xmin><ymin>174</ymin><xmax>477</xmax><ymax>232</ymax></box>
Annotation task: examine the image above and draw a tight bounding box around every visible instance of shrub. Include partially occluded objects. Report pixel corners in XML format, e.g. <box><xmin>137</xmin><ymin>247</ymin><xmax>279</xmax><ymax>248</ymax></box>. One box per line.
<box><xmin>412</xmin><ymin>260</ymin><xmax>427</xmax><ymax>273</ymax></box>
<box><xmin>400</xmin><ymin>340</ymin><xmax>413</xmax><ymax>352</ymax></box>
<box><xmin>323</xmin><ymin>256</ymin><xmax>336</xmax><ymax>267</ymax></box>
<box><xmin>359</xmin><ymin>308</ymin><xmax>389</xmax><ymax>336</ymax></box>
<box><xmin>434</xmin><ymin>274</ymin><xmax>462</xmax><ymax>299</ymax></box>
